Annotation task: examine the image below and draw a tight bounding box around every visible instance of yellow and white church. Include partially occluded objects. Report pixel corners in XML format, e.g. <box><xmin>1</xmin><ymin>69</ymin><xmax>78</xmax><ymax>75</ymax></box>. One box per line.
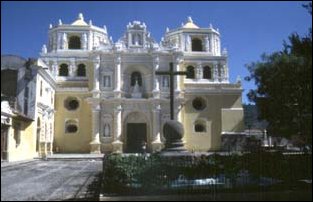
<box><xmin>1</xmin><ymin>13</ymin><xmax>244</xmax><ymax>159</ymax></box>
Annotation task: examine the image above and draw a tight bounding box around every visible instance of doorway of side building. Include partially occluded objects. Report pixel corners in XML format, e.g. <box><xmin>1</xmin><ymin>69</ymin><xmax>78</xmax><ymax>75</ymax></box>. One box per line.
<box><xmin>1</xmin><ymin>124</ymin><xmax>9</xmax><ymax>161</ymax></box>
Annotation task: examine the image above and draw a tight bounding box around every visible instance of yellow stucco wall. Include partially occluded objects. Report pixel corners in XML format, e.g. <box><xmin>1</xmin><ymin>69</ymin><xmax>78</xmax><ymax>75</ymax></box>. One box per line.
<box><xmin>183</xmin><ymin>93</ymin><xmax>244</xmax><ymax>152</ymax></box>
<box><xmin>54</xmin><ymin>92</ymin><xmax>92</xmax><ymax>153</ymax></box>
<box><xmin>7</xmin><ymin>120</ymin><xmax>36</xmax><ymax>162</ymax></box>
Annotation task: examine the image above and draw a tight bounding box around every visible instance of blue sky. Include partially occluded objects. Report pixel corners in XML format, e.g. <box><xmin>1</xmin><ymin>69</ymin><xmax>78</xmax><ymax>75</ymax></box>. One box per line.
<box><xmin>1</xmin><ymin>1</ymin><xmax>312</xmax><ymax>103</ymax></box>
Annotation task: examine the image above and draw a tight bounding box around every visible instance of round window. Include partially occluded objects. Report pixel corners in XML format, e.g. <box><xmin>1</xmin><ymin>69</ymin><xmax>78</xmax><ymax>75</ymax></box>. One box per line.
<box><xmin>192</xmin><ymin>97</ymin><xmax>206</xmax><ymax>111</ymax></box>
<box><xmin>65</xmin><ymin>97</ymin><xmax>79</xmax><ymax>110</ymax></box>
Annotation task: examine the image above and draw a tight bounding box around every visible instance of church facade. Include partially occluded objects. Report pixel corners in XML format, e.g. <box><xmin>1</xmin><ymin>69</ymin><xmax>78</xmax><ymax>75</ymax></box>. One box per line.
<box><xmin>39</xmin><ymin>13</ymin><xmax>244</xmax><ymax>154</ymax></box>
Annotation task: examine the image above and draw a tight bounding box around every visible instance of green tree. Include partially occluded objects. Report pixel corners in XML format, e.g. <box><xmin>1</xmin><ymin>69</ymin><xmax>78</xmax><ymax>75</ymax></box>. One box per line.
<box><xmin>245</xmin><ymin>3</ymin><xmax>312</xmax><ymax>147</ymax></box>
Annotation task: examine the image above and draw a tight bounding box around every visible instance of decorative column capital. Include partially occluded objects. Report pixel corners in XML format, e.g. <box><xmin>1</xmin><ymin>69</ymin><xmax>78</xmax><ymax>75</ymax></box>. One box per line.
<box><xmin>93</xmin><ymin>55</ymin><xmax>101</xmax><ymax>66</ymax></box>
<box><xmin>175</xmin><ymin>55</ymin><xmax>184</xmax><ymax>64</ymax></box>
<box><xmin>91</xmin><ymin>101</ymin><xmax>100</xmax><ymax>111</ymax></box>
<box><xmin>52</xmin><ymin>59</ymin><xmax>58</xmax><ymax>66</ymax></box>
<box><xmin>153</xmin><ymin>55</ymin><xmax>159</xmax><ymax>65</ymax></box>
<box><xmin>114</xmin><ymin>105</ymin><xmax>122</xmax><ymax>113</ymax></box>
<box><xmin>152</xmin><ymin>104</ymin><xmax>161</xmax><ymax>113</ymax></box>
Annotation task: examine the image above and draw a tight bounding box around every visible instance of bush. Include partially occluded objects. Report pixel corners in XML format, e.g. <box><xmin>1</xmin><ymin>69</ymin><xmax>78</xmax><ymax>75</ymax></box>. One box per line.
<box><xmin>102</xmin><ymin>152</ymin><xmax>312</xmax><ymax>194</ymax></box>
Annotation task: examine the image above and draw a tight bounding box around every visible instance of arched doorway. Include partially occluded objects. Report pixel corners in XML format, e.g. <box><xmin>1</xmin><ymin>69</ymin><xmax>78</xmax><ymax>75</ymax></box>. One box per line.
<box><xmin>124</xmin><ymin>112</ymin><xmax>149</xmax><ymax>153</ymax></box>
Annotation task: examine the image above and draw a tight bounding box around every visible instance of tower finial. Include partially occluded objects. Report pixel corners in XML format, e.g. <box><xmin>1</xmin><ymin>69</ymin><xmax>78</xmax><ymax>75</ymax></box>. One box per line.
<box><xmin>58</xmin><ymin>19</ymin><xmax>62</xmax><ymax>25</ymax></box>
<box><xmin>78</xmin><ymin>13</ymin><xmax>84</xmax><ymax>20</ymax></box>
<box><xmin>187</xmin><ymin>16</ymin><xmax>193</xmax><ymax>23</ymax></box>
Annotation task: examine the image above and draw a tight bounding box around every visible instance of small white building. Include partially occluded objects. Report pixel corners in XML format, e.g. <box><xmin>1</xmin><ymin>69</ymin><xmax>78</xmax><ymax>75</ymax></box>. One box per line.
<box><xmin>1</xmin><ymin>55</ymin><xmax>55</xmax><ymax>161</ymax></box>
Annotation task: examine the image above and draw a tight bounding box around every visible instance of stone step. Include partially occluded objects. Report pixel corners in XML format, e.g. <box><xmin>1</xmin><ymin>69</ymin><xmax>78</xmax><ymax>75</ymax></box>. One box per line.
<box><xmin>36</xmin><ymin>153</ymin><xmax>104</xmax><ymax>161</ymax></box>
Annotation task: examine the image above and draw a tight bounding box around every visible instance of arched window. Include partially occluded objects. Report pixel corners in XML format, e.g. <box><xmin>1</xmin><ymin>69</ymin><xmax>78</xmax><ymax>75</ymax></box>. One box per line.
<box><xmin>203</xmin><ymin>66</ymin><xmax>212</xmax><ymax>79</ymax></box>
<box><xmin>65</xmin><ymin>120</ymin><xmax>78</xmax><ymax>133</ymax></box>
<box><xmin>194</xmin><ymin>120</ymin><xmax>206</xmax><ymax>132</ymax></box>
<box><xmin>131</xmin><ymin>71</ymin><xmax>142</xmax><ymax>86</ymax></box>
<box><xmin>186</xmin><ymin>66</ymin><xmax>195</xmax><ymax>79</ymax></box>
<box><xmin>192</xmin><ymin>38</ymin><xmax>203</xmax><ymax>51</ymax></box>
<box><xmin>68</xmin><ymin>36</ymin><xmax>81</xmax><ymax>49</ymax></box>
<box><xmin>77</xmin><ymin>64</ymin><xmax>86</xmax><ymax>77</ymax></box>
<box><xmin>59</xmin><ymin>64</ymin><xmax>69</xmax><ymax>76</ymax></box>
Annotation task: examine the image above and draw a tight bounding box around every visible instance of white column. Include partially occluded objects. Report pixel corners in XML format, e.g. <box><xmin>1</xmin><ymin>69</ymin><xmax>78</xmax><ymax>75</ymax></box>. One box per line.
<box><xmin>222</xmin><ymin>63</ymin><xmax>228</xmax><ymax>82</ymax></box>
<box><xmin>57</xmin><ymin>32</ymin><xmax>62</xmax><ymax>50</ymax></box>
<box><xmin>196</xmin><ymin>63</ymin><xmax>203</xmax><ymax>80</ymax></box>
<box><xmin>153</xmin><ymin>56</ymin><xmax>160</xmax><ymax>97</ymax></box>
<box><xmin>93</xmin><ymin>56</ymin><xmax>100</xmax><ymax>92</ymax></box>
<box><xmin>90</xmin><ymin>103</ymin><xmax>101</xmax><ymax>153</ymax></box>
<box><xmin>209</xmin><ymin>34</ymin><xmax>213</xmax><ymax>53</ymax></box>
<box><xmin>114</xmin><ymin>105</ymin><xmax>122</xmax><ymax>141</ymax></box>
<box><xmin>69</xmin><ymin>59</ymin><xmax>76</xmax><ymax>77</ymax></box>
<box><xmin>112</xmin><ymin>104</ymin><xmax>123</xmax><ymax>153</ymax></box>
<box><xmin>213</xmin><ymin>63</ymin><xmax>219</xmax><ymax>82</ymax></box>
<box><xmin>175</xmin><ymin>57</ymin><xmax>183</xmax><ymax>92</ymax></box>
<box><xmin>88</xmin><ymin>31</ymin><xmax>93</xmax><ymax>50</ymax></box>
<box><xmin>114</xmin><ymin>55</ymin><xmax>121</xmax><ymax>92</ymax></box>
<box><xmin>91</xmin><ymin>105</ymin><xmax>100</xmax><ymax>143</ymax></box>
<box><xmin>220</xmin><ymin>63</ymin><xmax>225</xmax><ymax>82</ymax></box>
<box><xmin>82</xmin><ymin>33</ymin><xmax>88</xmax><ymax>50</ymax></box>
<box><xmin>152</xmin><ymin>104</ymin><xmax>163</xmax><ymax>152</ymax></box>
<box><xmin>152</xmin><ymin>104</ymin><xmax>161</xmax><ymax>142</ymax></box>
<box><xmin>52</xmin><ymin>60</ymin><xmax>58</xmax><ymax>78</ymax></box>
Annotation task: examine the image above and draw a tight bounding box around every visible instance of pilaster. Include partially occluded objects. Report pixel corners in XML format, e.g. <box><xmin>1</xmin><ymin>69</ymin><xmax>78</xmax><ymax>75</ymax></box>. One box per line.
<box><xmin>90</xmin><ymin>103</ymin><xmax>101</xmax><ymax>154</ymax></box>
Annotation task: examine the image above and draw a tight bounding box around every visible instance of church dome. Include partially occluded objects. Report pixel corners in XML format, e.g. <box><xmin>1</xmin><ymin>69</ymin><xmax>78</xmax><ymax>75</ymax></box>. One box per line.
<box><xmin>71</xmin><ymin>13</ymin><xmax>88</xmax><ymax>26</ymax></box>
<box><xmin>182</xmin><ymin>16</ymin><xmax>199</xmax><ymax>29</ymax></box>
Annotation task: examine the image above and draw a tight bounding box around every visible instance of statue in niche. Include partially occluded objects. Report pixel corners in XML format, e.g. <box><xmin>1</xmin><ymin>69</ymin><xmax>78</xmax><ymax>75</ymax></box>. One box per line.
<box><xmin>41</xmin><ymin>45</ymin><xmax>47</xmax><ymax>54</ymax></box>
<box><xmin>132</xmin><ymin>33</ymin><xmax>141</xmax><ymax>45</ymax></box>
<box><xmin>104</xmin><ymin>75</ymin><xmax>111</xmax><ymax>87</ymax></box>
<box><xmin>131</xmin><ymin>77</ymin><xmax>142</xmax><ymax>98</ymax></box>
<box><xmin>104</xmin><ymin>124</ymin><xmax>110</xmax><ymax>137</ymax></box>
<box><xmin>163</xmin><ymin>76</ymin><xmax>169</xmax><ymax>88</ymax></box>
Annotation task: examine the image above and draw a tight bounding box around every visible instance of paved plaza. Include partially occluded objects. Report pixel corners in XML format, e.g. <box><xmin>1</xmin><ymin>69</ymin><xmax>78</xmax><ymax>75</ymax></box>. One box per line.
<box><xmin>1</xmin><ymin>160</ymin><xmax>102</xmax><ymax>201</ymax></box>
